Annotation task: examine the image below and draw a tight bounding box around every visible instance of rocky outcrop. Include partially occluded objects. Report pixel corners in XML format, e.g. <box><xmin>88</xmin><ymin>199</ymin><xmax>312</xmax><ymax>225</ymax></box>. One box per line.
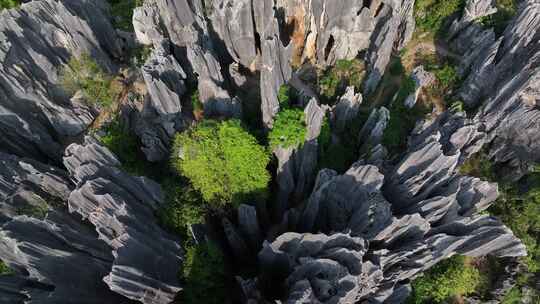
<box><xmin>364</xmin><ymin>0</ymin><xmax>416</xmax><ymax>94</ymax></box>
<box><xmin>133</xmin><ymin>0</ymin><xmax>416</xmax><ymax>126</ymax></box>
<box><xmin>274</xmin><ymin>99</ymin><xmax>325</xmax><ymax>217</ymax></box>
<box><xmin>404</xmin><ymin>66</ymin><xmax>436</xmax><ymax>108</ymax></box>
<box><xmin>232</xmin><ymin>110</ymin><xmax>525</xmax><ymax>303</ymax></box>
<box><xmin>134</xmin><ymin>41</ymin><xmax>191</xmax><ymax>162</ymax></box>
<box><xmin>0</xmin><ymin>0</ymin><xmax>123</xmax><ymax>163</ymax></box>
<box><xmin>450</xmin><ymin>0</ymin><xmax>540</xmax><ymax>181</ymax></box>
<box><xmin>0</xmin><ymin>152</ymin><xmax>130</xmax><ymax>303</ymax></box>
<box><xmin>331</xmin><ymin>86</ymin><xmax>363</xmax><ymax>132</ymax></box>
<box><xmin>64</xmin><ymin>137</ymin><xmax>183</xmax><ymax>304</ymax></box>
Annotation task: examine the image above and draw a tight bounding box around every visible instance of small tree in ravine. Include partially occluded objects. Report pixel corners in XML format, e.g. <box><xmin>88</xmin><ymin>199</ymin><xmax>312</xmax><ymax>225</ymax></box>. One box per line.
<box><xmin>268</xmin><ymin>108</ymin><xmax>307</xmax><ymax>149</ymax></box>
<box><xmin>172</xmin><ymin>119</ymin><xmax>271</xmax><ymax>208</ymax></box>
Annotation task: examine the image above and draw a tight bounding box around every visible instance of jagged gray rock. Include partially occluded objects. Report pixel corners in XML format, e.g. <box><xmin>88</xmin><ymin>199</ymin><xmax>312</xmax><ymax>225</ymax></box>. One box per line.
<box><xmin>135</xmin><ymin>41</ymin><xmax>190</xmax><ymax>161</ymax></box>
<box><xmin>331</xmin><ymin>86</ymin><xmax>363</xmax><ymax>132</ymax></box>
<box><xmin>404</xmin><ymin>66</ymin><xmax>436</xmax><ymax>108</ymax></box>
<box><xmin>450</xmin><ymin>1</ymin><xmax>540</xmax><ymax>181</ymax></box>
<box><xmin>364</xmin><ymin>0</ymin><xmax>416</xmax><ymax>94</ymax></box>
<box><xmin>274</xmin><ymin>99</ymin><xmax>325</xmax><ymax>217</ymax></box>
<box><xmin>0</xmin><ymin>0</ymin><xmax>123</xmax><ymax>163</ymax></box>
<box><xmin>236</xmin><ymin>113</ymin><xmax>525</xmax><ymax>303</ymax></box>
<box><xmin>257</xmin><ymin>232</ymin><xmax>379</xmax><ymax>304</ymax></box>
<box><xmin>0</xmin><ymin>152</ymin><xmax>131</xmax><ymax>303</ymax></box>
<box><xmin>64</xmin><ymin>137</ymin><xmax>183</xmax><ymax>304</ymax></box>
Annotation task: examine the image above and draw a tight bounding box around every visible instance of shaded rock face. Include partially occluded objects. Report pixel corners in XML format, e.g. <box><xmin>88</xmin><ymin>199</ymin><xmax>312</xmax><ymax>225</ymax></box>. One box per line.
<box><xmin>134</xmin><ymin>41</ymin><xmax>191</xmax><ymax>162</ymax></box>
<box><xmin>0</xmin><ymin>138</ymin><xmax>184</xmax><ymax>304</ymax></box>
<box><xmin>0</xmin><ymin>0</ymin><xmax>123</xmax><ymax>163</ymax></box>
<box><xmin>228</xmin><ymin>112</ymin><xmax>525</xmax><ymax>303</ymax></box>
<box><xmin>0</xmin><ymin>152</ymin><xmax>131</xmax><ymax>304</ymax></box>
<box><xmin>274</xmin><ymin>99</ymin><xmax>325</xmax><ymax>217</ymax></box>
<box><xmin>64</xmin><ymin>137</ymin><xmax>184</xmax><ymax>304</ymax></box>
<box><xmin>449</xmin><ymin>1</ymin><xmax>540</xmax><ymax>181</ymax></box>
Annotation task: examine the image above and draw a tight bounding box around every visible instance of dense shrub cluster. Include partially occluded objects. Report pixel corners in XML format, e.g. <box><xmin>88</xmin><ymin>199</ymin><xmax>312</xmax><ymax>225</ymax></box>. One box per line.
<box><xmin>107</xmin><ymin>0</ymin><xmax>143</xmax><ymax>31</ymax></box>
<box><xmin>0</xmin><ymin>261</ymin><xmax>13</xmax><ymax>275</ymax></box>
<box><xmin>99</xmin><ymin>121</ymin><xmax>151</xmax><ymax>175</ymax></box>
<box><xmin>414</xmin><ymin>0</ymin><xmax>465</xmax><ymax>33</ymax></box>
<box><xmin>180</xmin><ymin>242</ymin><xmax>228</xmax><ymax>304</ymax></box>
<box><xmin>268</xmin><ymin>108</ymin><xmax>307</xmax><ymax>149</ymax></box>
<box><xmin>0</xmin><ymin>0</ymin><xmax>19</xmax><ymax>9</ymax></box>
<box><xmin>490</xmin><ymin>175</ymin><xmax>540</xmax><ymax>273</ymax></box>
<box><xmin>158</xmin><ymin>178</ymin><xmax>206</xmax><ymax>237</ymax></box>
<box><xmin>172</xmin><ymin>120</ymin><xmax>270</xmax><ymax>207</ymax></box>
<box><xmin>60</xmin><ymin>54</ymin><xmax>121</xmax><ymax>108</ymax></box>
<box><xmin>409</xmin><ymin>255</ymin><xmax>481</xmax><ymax>303</ymax></box>
<box><xmin>319</xmin><ymin>59</ymin><xmax>365</xmax><ymax>104</ymax></box>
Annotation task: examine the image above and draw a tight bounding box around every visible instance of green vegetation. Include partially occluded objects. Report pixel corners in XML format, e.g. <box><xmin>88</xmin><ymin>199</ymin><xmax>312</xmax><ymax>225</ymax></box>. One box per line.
<box><xmin>0</xmin><ymin>261</ymin><xmax>13</xmax><ymax>275</ymax></box>
<box><xmin>278</xmin><ymin>84</ymin><xmax>292</xmax><ymax>106</ymax></box>
<box><xmin>130</xmin><ymin>45</ymin><xmax>153</xmax><ymax>67</ymax></box>
<box><xmin>460</xmin><ymin>152</ymin><xmax>540</xmax><ymax>299</ymax></box>
<box><xmin>502</xmin><ymin>287</ymin><xmax>522</xmax><ymax>304</ymax></box>
<box><xmin>459</xmin><ymin>152</ymin><xmax>496</xmax><ymax>181</ymax></box>
<box><xmin>107</xmin><ymin>0</ymin><xmax>143</xmax><ymax>31</ymax></box>
<box><xmin>99</xmin><ymin>121</ymin><xmax>157</xmax><ymax>176</ymax></box>
<box><xmin>0</xmin><ymin>0</ymin><xmax>19</xmax><ymax>9</ymax></box>
<box><xmin>490</xmin><ymin>176</ymin><xmax>540</xmax><ymax>273</ymax></box>
<box><xmin>382</xmin><ymin>76</ymin><xmax>429</xmax><ymax>155</ymax></box>
<box><xmin>60</xmin><ymin>54</ymin><xmax>122</xmax><ymax>108</ymax></box>
<box><xmin>16</xmin><ymin>200</ymin><xmax>49</xmax><ymax>220</ymax></box>
<box><xmin>180</xmin><ymin>242</ymin><xmax>227</xmax><ymax>304</ymax></box>
<box><xmin>172</xmin><ymin>120</ymin><xmax>270</xmax><ymax>207</ymax></box>
<box><xmin>479</xmin><ymin>0</ymin><xmax>518</xmax><ymax>36</ymax></box>
<box><xmin>158</xmin><ymin>179</ymin><xmax>205</xmax><ymax>238</ymax></box>
<box><xmin>268</xmin><ymin>108</ymin><xmax>307</xmax><ymax>149</ymax></box>
<box><xmin>191</xmin><ymin>90</ymin><xmax>204</xmax><ymax>119</ymax></box>
<box><xmin>414</xmin><ymin>0</ymin><xmax>465</xmax><ymax>33</ymax></box>
<box><xmin>409</xmin><ymin>255</ymin><xmax>481</xmax><ymax>303</ymax></box>
<box><xmin>319</xmin><ymin>59</ymin><xmax>365</xmax><ymax>104</ymax></box>
<box><xmin>433</xmin><ymin>64</ymin><xmax>459</xmax><ymax>90</ymax></box>
<box><xmin>318</xmin><ymin>112</ymin><xmax>368</xmax><ymax>173</ymax></box>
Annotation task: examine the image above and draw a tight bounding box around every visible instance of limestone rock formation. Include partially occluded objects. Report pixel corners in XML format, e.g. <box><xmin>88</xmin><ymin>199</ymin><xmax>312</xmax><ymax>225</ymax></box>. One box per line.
<box><xmin>134</xmin><ymin>41</ymin><xmax>191</xmax><ymax>162</ymax></box>
<box><xmin>231</xmin><ymin>112</ymin><xmax>526</xmax><ymax>303</ymax></box>
<box><xmin>450</xmin><ymin>0</ymin><xmax>540</xmax><ymax>181</ymax></box>
<box><xmin>64</xmin><ymin>137</ymin><xmax>184</xmax><ymax>304</ymax></box>
<box><xmin>0</xmin><ymin>152</ymin><xmax>130</xmax><ymax>303</ymax></box>
<box><xmin>0</xmin><ymin>0</ymin><xmax>123</xmax><ymax>163</ymax></box>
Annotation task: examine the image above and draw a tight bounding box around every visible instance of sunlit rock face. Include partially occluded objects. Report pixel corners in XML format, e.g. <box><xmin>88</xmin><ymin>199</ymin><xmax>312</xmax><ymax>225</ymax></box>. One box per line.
<box><xmin>231</xmin><ymin>112</ymin><xmax>526</xmax><ymax>303</ymax></box>
<box><xmin>449</xmin><ymin>0</ymin><xmax>540</xmax><ymax>181</ymax></box>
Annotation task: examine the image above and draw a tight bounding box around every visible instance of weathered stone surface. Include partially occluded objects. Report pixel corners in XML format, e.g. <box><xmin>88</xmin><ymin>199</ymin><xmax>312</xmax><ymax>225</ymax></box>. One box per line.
<box><xmin>274</xmin><ymin>99</ymin><xmax>325</xmax><ymax>217</ymax></box>
<box><xmin>450</xmin><ymin>1</ymin><xmax>540</xmax><ymax>181</ymax></box>
<box><xmin>364</xmin><ymin>0</ymin><xmax>416</xmax><ymax>94</ymax></box>
<box><xmin>135</xmin><ymin>41</ymin><xmax>190</xmax><ymax>161</ymax></box>
<box><xmin>358</xmin><ymin>106</ymin><xmax>390</xmax><ymax>155</ymax></box>
<box><xmin>257</xmin><ymin>232</ymin><xmax>379</xmax><ymax>304</ymax></box>
<box><xmin>209</xmin><ymin>0</ymin><xmax>257</xmax><ymax>68</ymax></box>
<box><xmin>0</xmin><ymin>152</ymin><xmax>130</xmax><ymax>303</ymax></box>
<box><xmin>64</xmin><ymin>137</ymin><xmax>183</xmax><ymax>304</ymax></box>
<box><xmin>133</xmin><ymin>1</ymin><xmax>165</xmax><ymax>46</ymax></box>
<box><xmin>404</xmin><ymin>66</ymin><xmax>436</xmax><ymax>108</ymax></box>
<box><xmin>238</xmin><ymin>109</ymin><xmax>525</xmax><ymax>303</ymax></box>
<box><xmin>331</xmin><ymin>86</ymin><xmax>362</xmax><ymax>132</ymax></box>
<box><xmin>0</xmin><ymin>0</ymin><xmax>123</xmax><ymax>163</ymax></box>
